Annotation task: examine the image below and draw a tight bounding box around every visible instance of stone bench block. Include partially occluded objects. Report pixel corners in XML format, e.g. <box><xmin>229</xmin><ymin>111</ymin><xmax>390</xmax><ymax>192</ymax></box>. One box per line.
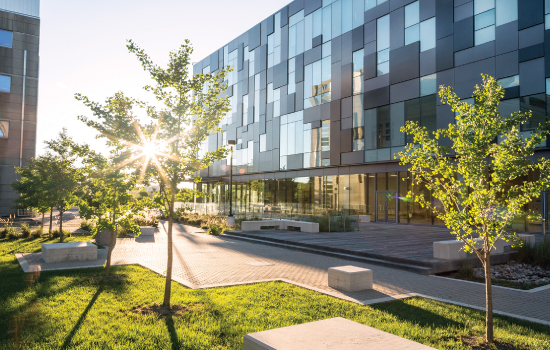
<box><xmin>243</xmin><ymin>317</ymin><xmax>436</xmax><ymax>350</ymax></box>
<box><xmin>328</xmin><ymin>265</ymin><xmax>373</xmax><ymax>292</ymax></box>
<box><xmin>42</xmin><ymin>242</ymin><xmax>98</xmax><ymax>263</ymax></box>
<box><xmin>434</xmin><ymin>234</ymin><xmax>537</xmax><ymax>260</ymax></box>
<box><xmin>140</xmin><ymin>227</ymin><xmax>159</xmax><ymax>236</ymax></box>
<box><xmin>358</xmin><ymin>215</ymin><xmax>371</xmax><ymax>223</ymax></box>
<box><xmin>241</xmin><ymin>220</ymin><xmax>319</xmax><ymax>233</ymax></box>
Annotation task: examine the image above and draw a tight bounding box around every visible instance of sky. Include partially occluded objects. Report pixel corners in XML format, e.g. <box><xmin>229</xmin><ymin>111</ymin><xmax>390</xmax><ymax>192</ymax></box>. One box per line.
<box><xmin>37</xmin><ymin>0</ymin><xmax>291</xmax><ymax>155</ymax></box>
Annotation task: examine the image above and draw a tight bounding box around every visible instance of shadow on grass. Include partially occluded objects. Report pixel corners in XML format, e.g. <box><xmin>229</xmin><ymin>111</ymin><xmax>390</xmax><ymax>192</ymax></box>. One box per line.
<box><xmin>60</xmin><ymin>284</ymin><xmax>104</xmax><ymax>350</ymax></box>
<box><xmin>370</xmin><ymin>298</ymin><xmax>466</xmax><ymax>330</ymax></box>
<box><xmin>165</xmin><ymin>315</ymin><xmax>180</xmax><ymax>350</ymax></box>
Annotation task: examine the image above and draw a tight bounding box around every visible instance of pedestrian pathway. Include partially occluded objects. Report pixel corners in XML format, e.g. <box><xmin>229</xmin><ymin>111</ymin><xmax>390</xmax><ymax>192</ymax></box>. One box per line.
<box><xmin>15</xmin><ymin>221</ymin><xmax>550</xmax><ymax>326</ymax></box>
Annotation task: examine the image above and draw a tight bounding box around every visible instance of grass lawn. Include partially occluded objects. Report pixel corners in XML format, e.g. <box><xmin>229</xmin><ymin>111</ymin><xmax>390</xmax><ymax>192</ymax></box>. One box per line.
<box><xmin>1</xmin><ymin>238</ymin><xmax>549</xmax><ymax>349</ymax></box>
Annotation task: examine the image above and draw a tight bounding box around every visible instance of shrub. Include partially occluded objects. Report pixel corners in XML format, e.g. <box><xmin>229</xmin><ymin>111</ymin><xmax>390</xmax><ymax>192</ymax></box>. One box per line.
<box><xmin>30</xmin><ymin>227</ymin><xmax>43</xmax><ymax>239</ymax></box>
<box><xmin>207</xmin><ymin>224</ymin><xmax>227</xmax><ymax>236</ymax></box>
<box><xmin>517</xmin><ymin>236</ymin><xmax>550</xmax><ymax>268</ymax></box>
<box><xmin>20</xmin><ymin>223</ymin><xmax>31</xmax><ymax>238</ymax></box>
<box><xmin>80</xmin><ymin>221</ymin><xmax>96</xmax><ymax>233</ymax></box>
<box><xmin>458</xmin><ymin>263</ymin><xmax>475</xmax><ymax>280</ymax></box>
<box><xmin>52</xmin><ymin>229</ymin><xmax>71</xmax><ymax>239</ymax></box>
<box><xmin>6</xmin><ymin>227</ymin><xmax>18</xmax><ymax>239</ymax></box>
<box><xmin>0</xmin><ymin>227</ymin><xmax>7</xmax><ymax>239</ymax></box>
<box><xmin>133</xmin><ymin>210</ymin><xmax>159</xmax><ymax>228</ymax></box>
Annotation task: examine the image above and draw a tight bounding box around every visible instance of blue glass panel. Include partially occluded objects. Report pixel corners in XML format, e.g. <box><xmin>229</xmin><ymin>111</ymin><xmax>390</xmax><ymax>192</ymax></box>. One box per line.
<box><xmin>322</xmin><ymin>41</ymin><xmax>332</xmax><ymax>57</ymax></box>
<box><xmin>353</xmin><ymin>95</ymin><xmax>364</xmax><ymax>127</ymax></box>
<box><xmin>313</xmin><ymin>60</ymin><xmax>322</xmax><ymax>88</ymax></box>
<box><xmin>289</xmin><ymin>25</ymin><xmax>297</xmax><ymax>58</ymax></box>
<box><xmin>420</xmin><ymin>74</ymin><xmax>437</xmax><ymax>96</ymax></box>
<box><xmin>547</xmin><ymin>78</ymin><xmax>550</xmax><ymax>95</ymax></box>
<box><xmin>353</xmin><ymin>49</ymin><xmax>364</xmax><ymax>76</ymax></box>
<box><xmin>377</xmin><ymin>48</ymin><xmax>389</xmax><ymax>63</ymax></box>
<box><xmin>322</xmin><ymin>56</ymin><xmax>331</xmax><ymax>84</ymax></box>
<box><xmin>377</xmin><ymin>15</ymin><xmax>390</xmax><ymax>51</ymax></box>
<box><xmin>289</xmin><ymin>10</ymin><xmax>305</xmax><ymax>26</ymax></box>
<box><xmin>475</xmin><ymin>25</ymin><xmax>495</xmax><ymax>45</ymax></box>
<box><xmin>288</xmin><ymin>73</ymin><xmax>296</xmax><ymax>94</ymax></box>
<box><xmin>405</xmin><ymin>1</ymin><xmax>420</xmax><ymax>28</ymax></box>
<box><xmin>304</xmin><ymin>64</ymin><xmax>313</xmax><ymax>98</ymax></box>
<box><xmin>546</xmin><ymin>14</ymin><xmax>550</xmax><ymax>30</ymax></box>
<box><xmin>496</xmin><ymin>0</ymin><xmax>517</xmax><ymax>26</ymax></box>
<box><xmin>420</xmin><ymin>18</ymin><xmax>436</xmax><ymax>51</ymax></box>
<box><xmin>342</xmin><ymin>0</ymin><xmax>353</xmax><ymax>34</ymax></box>
<box><xmin>313</xmin><ymin>9</ymin><xmax>323</xmax><ymax>38</ymax></box>
<box><xmin>475</xmin><ymin>0</ymin><xmax>495</xmax><ymax>15</ymax></box>
<box><xmin>305</xmin><ymin>14</ymin><xmax>313</xmax><ymax>52</ymax></box>
<box><xmin>323</xmin><ymin>5</ymin><xmax>332</xmax><ymax>42</ymax></box>
<box><xmin>499</xmin><ymin>75</ymin><xmax>519</xmax><ymax>88</ymax></box>
<box><xmin>332</xmin><ymin>0</ymin><xmax>342</xmax><ymax>39</ymax></box>
<box><xmin>377</xmin><ymin>61</ymin><xmax>389</xmax><ymax>76</ymax></box>
<box><xmin>352</xmin><ymin>0</ymin><xmax>364</xmax><ymax>29</ymax></box>
<box><xmin>475</xmin><ymin>9</ymin><xmax>495</xmax><ymax>30</ymax></box>
<box><xmin>405</xmin><ymin>24</ymin><xmax>419</xmax><ymax>45</ymax></box>
<box><xmin>0</xmin><ymin>75</ymin><xmax>11</xmax><ymax>93</ymax></box>
<box><xmin>0</xmin><ymin>30</ymin><xmax>13</xmax><ymax>48</ymax></box>
<box><xmin>297</xmin><ymin>20</ymin><xmax>305</xmax><ymax>55</ymax></box>
<box><xmin>365</xmin><ymin>0</ymin><xmax>376</xmax><ymax>11</ymax></box>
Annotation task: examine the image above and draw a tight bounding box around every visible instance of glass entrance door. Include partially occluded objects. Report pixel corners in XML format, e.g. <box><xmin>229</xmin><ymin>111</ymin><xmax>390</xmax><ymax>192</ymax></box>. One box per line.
<box><xmin>376</xmin><ymin>191</ymin><xmax>396</xmax><ymax>222</ymax></box>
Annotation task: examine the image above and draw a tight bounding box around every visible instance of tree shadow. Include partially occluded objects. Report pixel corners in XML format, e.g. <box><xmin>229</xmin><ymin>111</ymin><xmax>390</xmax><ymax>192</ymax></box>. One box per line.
<box><xmin>164</xmin><ymin>315</ymin><xmax>180</xmax><ymax>350</ymax></box>
<box><xmin>60</xmin><ymin>284</ymin><xmax>104</xmax><ymax>350</ymax></box>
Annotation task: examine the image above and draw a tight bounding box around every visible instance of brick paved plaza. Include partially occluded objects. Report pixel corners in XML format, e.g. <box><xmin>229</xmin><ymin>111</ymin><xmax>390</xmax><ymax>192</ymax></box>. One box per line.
<box><xmin>16</xmin><ymin>219</ymin><xmax>550</xmax><ymax>326</ymax></box>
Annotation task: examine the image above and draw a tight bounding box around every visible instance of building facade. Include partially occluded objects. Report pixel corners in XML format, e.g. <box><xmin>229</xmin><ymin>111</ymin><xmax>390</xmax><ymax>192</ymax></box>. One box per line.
<box><xmin>0</xmin><ymin>0</ymin><xmax>40</xmax><ymax>216</ymax></box>
<box><xmin>193</xmin><ymin>0</ymin><xmax>550</xmax><ymax>232</ymax></box>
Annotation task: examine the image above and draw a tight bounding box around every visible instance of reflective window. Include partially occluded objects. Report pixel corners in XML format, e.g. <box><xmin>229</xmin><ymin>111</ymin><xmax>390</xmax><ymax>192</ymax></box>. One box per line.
<box><xmin>420</xmin><ymin>74</ymin><xmax>437</xmax><ymax>96</ymax></box>
<box><xmin>0</xmin><ymin>30</ymin><xmax>13</xmax><ymax>48</ymax></box>
<box><xmin>304</xmin><ymin>56</ymin><xmax>332</xmax><ymax>108</ymax></box>
<box><xmin>353</xmin><ymin>94</ymin><xmax>364</xmax><ymax>127</ymax></box>
<box><xmin>377</xmin><ymin>15</ymin><xmax>390</xmax><ymax>51</ymax></box>
<box><xmin>420</xmin><ymin>18</ymin><xmax>436</xmax><ymax>51</ymax></box>
<box><xmin>202</xmin><ymin>65</ymin><xmax>210</xmax><ymax>74</ymax></box>
<box><xmin>0</xmin><ymin>120</ymin><xmax>9</xmax><ymax>138</ymax></box>
<box><xmin>353</xmin><ymin>49</ymin><xmax>364</xmax><ymax>95</ymax></box>
<box><xmin>332</xmin><ymin>0</ymin><xmax>342</xmax><ymax>39</ymax></box>
<box><xmin>405</xmin><ymin>1</ymin><xmax>419</xmax><ymax>28</ymax></box>
<box><xmin>260</xmin><ymin>134</ymin><xmax>266</xmax><ymax>152</ymax></box>
<box><xmin>405</xmin><ymin>24</ymin><xmax>419</xmax><ymax>46</ymax></box>
<box><xmin>377</xmin><ymin>49</ymin><xmax>389</xmax><ymax>76</ymax></box>
<box><xmin>521</xmin><ymin>94</ymin><xmax>547</xmax><ymax>131</ymax></box>
<box><xmin>377</xmin><ymin>106</ymin><xmax>391</xmax><ymax>149</ymax></box>
<box><xmin>352</xmin><ymin>0</ymin><xmax>364</xmax><ymax>29</ymax></box>
<box><xmin>475</xmin><ymin>9</ymin><xmax>495</xmax><ymax>30</ymax></box>
<box><xmin>499</xmin><ymin>75</ymin><xmax>519</xmax><ymax>89</ymax></box>
<box><xmin>323</xmin><ymin>5</ymin><xmax>332</xmax><ymax>42</ymax></box>
<box><xmin>475</xmin><ymin>0</ymin><xmax>495</xmax><ymax>15</ymax></box>
<box><xmin>0</xmin><ymin>75</ymin><xmax>11</xmax><ymax>93</ymax></box>
<box><xmin>353</xmin><ymin>127</ymin><xmax>365</xmax><ymax>151</ymax></box>
<box><xmin>321</xmin><ymin>120</ymin><xmax>330</xmax><ymax>151</ymax></box>
<box><xmin>496</xmin><ymin>0</ymin><xmax>517</xmax><ymax>26</ymax></box>
<box><xmin>289</xmin><ymin>11</ymin><xmax>305</xmax><ymax>58</ymax></box>
<box><xmin>342</xmin><ymin>0</ymin><xmax>353</xmax><ymax>34</ymax></box>
<box><xmin>322</xmin><ymin>41</ymin><xmax>331</xmax><ymax>57</ymax></box>
<box><xmin>267</xmin><ymin>83</ymin><xmax>274</xmax><ymax>103</ymax></box>
<box><xmin>475</xmin><ymin>25</ymin><xmax>495</xmax><ymax>46</ymax></box>
<box><xmin>365</xmin><ymin>0</ymin><xmax>388</xmax><ymax>11</ymax></box>
<box><xmin>243</xmin><ymin>95</ymin><xmax>249</xmax><ymax>125</ymax></box>
<box><xmin>547</xmin><ymin>78</ymin><xmax>550</xmax><ymax>95</ymax></box>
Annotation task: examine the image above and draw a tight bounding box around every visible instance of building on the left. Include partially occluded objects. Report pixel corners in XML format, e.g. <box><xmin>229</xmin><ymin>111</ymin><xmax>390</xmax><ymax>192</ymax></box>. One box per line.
<box><xmin>0</xmin><ymin>0</ymin><xmax>40</xmax><ymax>217</ymax></box>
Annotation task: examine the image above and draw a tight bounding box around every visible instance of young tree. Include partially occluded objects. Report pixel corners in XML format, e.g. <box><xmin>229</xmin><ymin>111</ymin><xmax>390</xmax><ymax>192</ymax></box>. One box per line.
<box><xmin>11</xmin><ymin>156</ymin><xmax>52</xmax><ymax>229</ymax></box>
<box><xmin>398</xmin><ymin>74</ymin><xmax>550</xmax><ymax>343</ymax></box>
<box><xmin>43</xmin><ymin>130</ymin><xmax>88</xmax><ymax>242</ymax></box>
<box><xmin>76</xmin><ymin>40</ymin><xmax>230</xmax><ymax>307</ymax></box>
<box><xmin>78</xmin><ymin>152</ymin><xmax>138</xmax><ymax>277</ymax></box>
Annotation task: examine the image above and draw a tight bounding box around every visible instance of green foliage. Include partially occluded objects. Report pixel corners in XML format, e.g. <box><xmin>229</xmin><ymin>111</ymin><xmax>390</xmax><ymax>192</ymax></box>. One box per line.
<box><xmin>458</xmin><ymin>263</ymin><xmax>475</xmax><ymax>280</ymax></box>
<box><xmin>132</xmin><ymin>210</ymin><xmax>159</xmax><ymax>228</ymax></box>
<box><xmin>51</xmin><ymin>229</ymin><xmax>71</xmax><ymax>239</ymax></box>
<box><xmin>6</xmin><ymin>228</ymin><xmax>18</xmax><ymax>240</ymax></box>
<box><xmin>399</xmin><ymin>75</ymin><xmax>550</xmax><ymax>258</ymax></box>
<box><xmin>79</xmin><ymin>220</ymin><xmax>96</xmax><ymax>233</ymax></box>
<box><xmin>117</xmin><ymin>216</ymin><xmax>141</xmax><ymax>236</ymax></box>
<box><xmin>30</xmin><ymin>226</ymin><xmax>43</xmax><ymax>239</ymax></box>
<box><xmin>516</xmin><ymin>236</ymin><xmax>550</xmax><ymax>268</ymax></box>
<box><xmin>19</xmin><ymin>223</ymin><xmax>31</xmax><ymax>238</ymax></box>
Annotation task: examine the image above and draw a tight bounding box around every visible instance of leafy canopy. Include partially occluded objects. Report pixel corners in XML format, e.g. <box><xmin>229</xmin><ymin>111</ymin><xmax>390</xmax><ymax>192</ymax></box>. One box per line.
<box><xmin>398</xmin><ymin>74</ymin><xmax>550</xmax><ymax>258</ymax></box>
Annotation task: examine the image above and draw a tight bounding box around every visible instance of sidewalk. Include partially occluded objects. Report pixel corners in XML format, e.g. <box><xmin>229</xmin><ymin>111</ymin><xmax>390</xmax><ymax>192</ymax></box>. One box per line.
<box><xmin>16</xmin><ymin>221</ymin><xmax>550</xmax><ymax>326</ymax></box>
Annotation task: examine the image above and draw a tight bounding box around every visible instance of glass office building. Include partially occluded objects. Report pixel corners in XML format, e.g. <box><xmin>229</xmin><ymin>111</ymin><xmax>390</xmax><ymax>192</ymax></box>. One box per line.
<box><xmin>192</xmin><ymin>0</ymin><xmax>550</xmax><ymax>232</ymax></box>
<box><xmin>0</xmin><ymin>0</ymin><xmax>40</xmax><ymax>216</ymax></box>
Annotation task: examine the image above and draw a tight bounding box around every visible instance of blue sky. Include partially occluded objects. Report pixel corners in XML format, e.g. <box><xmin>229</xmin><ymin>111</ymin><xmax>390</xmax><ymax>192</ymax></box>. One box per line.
<box><xmin>37</xmin><ymin>0</ymin><xmax>290</xmax><ymax>155</ymax></box>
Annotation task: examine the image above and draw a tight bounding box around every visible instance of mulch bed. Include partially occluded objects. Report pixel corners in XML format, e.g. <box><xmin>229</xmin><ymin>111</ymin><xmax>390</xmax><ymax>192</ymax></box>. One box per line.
<box><xmin>460</xmin><ymin>335</ymin><xmax>527</xmax><ymax>350</ymax></box>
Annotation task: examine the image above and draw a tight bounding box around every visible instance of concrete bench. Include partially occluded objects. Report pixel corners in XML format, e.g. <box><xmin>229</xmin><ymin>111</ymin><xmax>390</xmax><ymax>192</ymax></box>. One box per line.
<box><xmin>241</xmin><ymin>220</ymin><xmax>319</xmax><ymax>233</ymax></box>
<box><xmin>243</xmin><ymin>317</ymin><xmax>436</xmax><ymax>350</ymax></box>
<box><xmin>433</xmin><ymin>234</ymin><xmax>536</xmax><ymax>260</ymax></box>
<box><xmin>358</xmin><ymin>215</ymin><xmax>371</xmax><ymax>223</ymax></box>
<box><xmin>328</xmin><ymin>265</ymin><xmax>373</xmax><ymax>292</ymax></box>
<box><xmin>42</xmin><ymin>242</ymin><xmax>97</xmax><ymax>263</ymax></box>
<box><xmin>140</xmin><ymin>227</ymin><xmax>159</xmax><ymax>236</ymax></box>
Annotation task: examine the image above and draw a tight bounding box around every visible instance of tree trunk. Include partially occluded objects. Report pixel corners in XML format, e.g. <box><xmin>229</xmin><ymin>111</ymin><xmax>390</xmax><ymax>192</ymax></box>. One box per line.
<box><xmin>59</xmin><ymin>210</ymin><xmax>64</xmax><ymax>242</ymax></box>
<box><xmin>49</xmin><ymin>207</ymin><xmax>53</xmax><ymax>236</ymax></box>
<box><xmin>163</xmin><ymin>191</ymin><xmax>175</xmax><ymax>308</ymax></box>
<box><xmin>105</xmin><ymin>213</ymin><xmax>117</xmax><ymax>278</ymax></box>
<box><xmin>41</xmin><ymin>212</ymin><xmax>44</xmax><ymax>229</ymax></box>
<box><xmin>484</xmin><ymin>253</ymin><xmax>494</xmax><ymax>343</ymax></box>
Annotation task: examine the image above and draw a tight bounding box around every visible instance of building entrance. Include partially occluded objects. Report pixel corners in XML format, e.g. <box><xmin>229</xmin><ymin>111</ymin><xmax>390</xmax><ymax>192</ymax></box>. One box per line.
<box><xmin>375</xmin><ymin>191</ymin><xmax>396</xmax><ymax>223</ymax></box>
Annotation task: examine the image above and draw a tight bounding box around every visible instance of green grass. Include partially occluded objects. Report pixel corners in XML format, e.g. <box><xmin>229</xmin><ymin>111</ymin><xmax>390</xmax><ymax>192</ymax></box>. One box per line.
<box><xmin>1</xmin><ymin>239</ymin><xmax>549</xmax><ymax>349</ymax></box>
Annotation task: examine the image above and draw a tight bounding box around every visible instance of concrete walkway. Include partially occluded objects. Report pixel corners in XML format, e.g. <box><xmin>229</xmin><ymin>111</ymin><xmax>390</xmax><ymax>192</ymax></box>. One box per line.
<box><xmin>16</xmin><ymin>221</ymin><xmax>550</xmax><ymax>326</ymax></box>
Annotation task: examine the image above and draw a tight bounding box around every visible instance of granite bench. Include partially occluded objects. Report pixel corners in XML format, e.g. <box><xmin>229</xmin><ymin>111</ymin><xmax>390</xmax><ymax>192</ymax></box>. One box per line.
<box><xmin>328</xmin><ymin>265</ymin><xmax>373</xmax><ymax>292</ymax></box>
<box><xmin>243</xmin><ymin>317</ymin><xmax>436</xmax><ymax>350</ymax></box>
<box><xmin>433</xmin><ymin>234</ymin><xmax>536</xmax><ymax>260</ymax></box>
<box><xmin>42</xmin><ymin>242</ymin><xmax>97</xmax><ymax>263</ymax></box>
<box><xmin>241</xmin><ymin>220</ymin><xmax>319</xmax><ymax>233</ymax></box>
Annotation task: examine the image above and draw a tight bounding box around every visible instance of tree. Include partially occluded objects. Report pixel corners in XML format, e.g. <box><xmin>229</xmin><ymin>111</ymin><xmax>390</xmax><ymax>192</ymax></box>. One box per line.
<box><xmin>398</xmin><ymin>74</ymin><xmax>550</xmax><ymax>343</ymax></box>
<box><xmin>76</xmin><ymin>40</ymin><xmax>230</xmax><ymax>308</ymax></box>
<box><xmin>43</xmin><ymin>130</ymin><xmax>89</xmax><ymax>242</ymax></box>
<box><xmin>11</xmin><ymin>156</ymin><xmax>53</xmax><ymax>229</ymax></box>
<box><xmin>78</xmin><ymin>151</ymin><xmax>138</xmax><ymax>277</ymax></box>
